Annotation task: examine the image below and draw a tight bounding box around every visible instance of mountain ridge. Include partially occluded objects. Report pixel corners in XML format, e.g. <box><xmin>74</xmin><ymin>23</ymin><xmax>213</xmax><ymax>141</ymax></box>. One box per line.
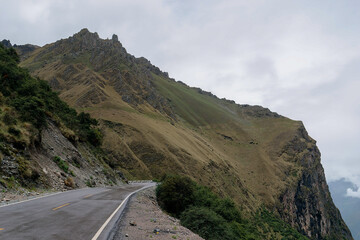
<box><xmin>5</xmin><ymin>29</ymin><xmax>353</xmax><ymax>239</ymax></box>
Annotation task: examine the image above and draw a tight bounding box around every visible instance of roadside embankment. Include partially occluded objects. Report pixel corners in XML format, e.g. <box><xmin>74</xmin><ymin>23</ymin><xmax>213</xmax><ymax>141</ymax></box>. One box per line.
<box><xmin>112</xmin><ymin>186</ymin><xmax>204</xmax><ymax>240</ymax></box>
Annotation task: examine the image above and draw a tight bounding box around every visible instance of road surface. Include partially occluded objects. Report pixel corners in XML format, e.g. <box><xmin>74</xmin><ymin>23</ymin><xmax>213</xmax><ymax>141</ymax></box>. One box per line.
<box><xmin>0</xmin><ymin>183</ymin><xmax>154</xmax><ymax>240</ymax></box>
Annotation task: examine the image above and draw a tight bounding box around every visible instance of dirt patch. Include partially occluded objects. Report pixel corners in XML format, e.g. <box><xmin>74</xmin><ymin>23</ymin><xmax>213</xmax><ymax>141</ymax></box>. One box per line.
<box><xmin>112</xmin><ymin>187</ymin><xmax>203</xmax><ymax>240</ymax></box>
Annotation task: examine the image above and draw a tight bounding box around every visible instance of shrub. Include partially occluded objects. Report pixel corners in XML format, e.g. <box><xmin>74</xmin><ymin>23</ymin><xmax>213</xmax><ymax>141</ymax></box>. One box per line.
<box><xmin>156</xmin><ymin>175</ymin><xmax>306</xmax><ymax>239</ymax></box>
<box><xmin>86</xmin><ymin>128</ymin><xmax>103</xmax><ymax>146</ymax></box>
<box><xmin>3</xmin><ymin>112</ymin><xmax>17</xmax><ymax>125</ymax></box>
<box><xmin>180</xmin><ymin>206</ymin><xmax>236</xmax><ymax>240</ymax></box>
<box><xmin>156</xmin><ymin>175</ymin><xmax>196</xmax><ymax>217</ymax></box>
<box><xmin>64</xmin><ymin>177</ymin><xmax>75</xmax><ymax>188</ymax></box>
<box><xmin>213</xmin><ymin>198</ymin><xmax>242</xmax><ymax>222</ymax></box>
<box><xmin>8</xmin><ymin>127</ymin><xmax>20</xmax><ymax>136</ymax></box>
<box><xmin>53</xmin><ymin>156</ymin><xmax>69</xmax><ymax>173</ymax></box>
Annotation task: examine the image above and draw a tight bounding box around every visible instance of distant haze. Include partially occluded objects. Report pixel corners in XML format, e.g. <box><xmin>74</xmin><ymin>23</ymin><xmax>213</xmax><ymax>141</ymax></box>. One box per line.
<box><xmin>1</xmin><ymin>1</ymin><xmax>360</xmax><ymax>195</ymax></box>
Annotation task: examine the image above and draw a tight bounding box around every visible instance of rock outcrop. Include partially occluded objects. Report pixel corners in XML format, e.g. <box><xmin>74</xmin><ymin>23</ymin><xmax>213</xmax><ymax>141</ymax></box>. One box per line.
<box><xmin>278</xmin><ymin>125</ymin><xmax>352</xmax><ymax>239</ymax></box>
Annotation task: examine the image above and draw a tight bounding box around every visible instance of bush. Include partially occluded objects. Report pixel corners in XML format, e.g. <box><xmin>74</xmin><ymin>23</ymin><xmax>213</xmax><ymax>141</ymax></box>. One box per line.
<box><xmin>180</xmin><ymin>206</ymin><xmax>237</xmax><ymax>240</ymax></box>
<box><xmin>53</xmin><ymin>156</ymin><xmax>69</xmax><ymax>173</ymax></box>
<box><xmin>8</xmin><ymin>127</ymin><xmax>20</xmax><ymax>136</ymax></box>
<box><xmin>64</xmin><ymin>177</ymin><xmax>75</xmax><ymax>188</ymax></box>
<box><xmin>3</xmin><ymin>112</ymin><xmax>17</xmax><ymax>125</ymax></box>
<box><xmin>213</xmin><ymin>198</ymin><xmax>242</xmax><ymax>222</ymax></box>
<box><xmin>10</xmin><ymin>96</ymin><xmax>46</xmax><ymax>128</ymax></box>
<box><xmin>156</xmin><ymin>175</ymin><xmax>196</xmax><ymax>217</ymax></box>
<box><xmin>86</xmin><ymin>128</ymin><xmax>103</xmax><ymax>146</ymax></box>
<box><xmin>156</xmin><ymin>175</ymin><xmax>306</xmax><ymax>239</ymax></box>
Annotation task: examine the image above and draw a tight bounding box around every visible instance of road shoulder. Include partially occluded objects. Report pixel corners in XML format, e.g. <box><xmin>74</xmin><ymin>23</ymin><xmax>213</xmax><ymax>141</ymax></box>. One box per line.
<box><xmin>111</xmin><ymin>186</ymin><xmax>204</xmax><ymax>240</ymax></box>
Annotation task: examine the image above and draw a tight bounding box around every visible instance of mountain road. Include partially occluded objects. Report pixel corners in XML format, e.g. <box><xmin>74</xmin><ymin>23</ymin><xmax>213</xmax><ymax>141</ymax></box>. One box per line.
<box><xmin>0</xmin><ymin>183</ymin><xmax>154</xmax><ymax>240</ymax></box>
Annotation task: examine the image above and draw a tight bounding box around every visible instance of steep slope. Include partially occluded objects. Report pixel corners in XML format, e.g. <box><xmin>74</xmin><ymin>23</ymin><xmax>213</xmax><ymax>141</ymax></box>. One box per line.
<box><xmin>0</xmin><ymin>44</ymin><xmax>122</xmax><ymax>193</ymax></box>
<box><xmin>17</xmin><ymin>29</ymin><xmax>352</xmax><ymax>239</ymax></box>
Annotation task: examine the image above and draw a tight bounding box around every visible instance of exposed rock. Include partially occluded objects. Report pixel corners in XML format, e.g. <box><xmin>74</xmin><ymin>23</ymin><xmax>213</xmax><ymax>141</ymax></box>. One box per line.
<box><xmin>278</xmin><ymin>125</ymin><xmax>352</xmax><ymax>239</ymax></box>
<box><xmin>20</xmin><ymin>29</ymin><xmax>176</xmax><ymax>119</ymax></box>
<box><xmin>0</xmin><ymin>155</ymin><xmax>19</xmax><ymax>176</ymax></box>
<box><xmin>112</xmin><ymin>34</ymin><xmax>119</xmax><ymax>43</ymax></box>
<box><xmin>0</xmin><ymin>120</ymin><xmax>123</xmax><ymax>191</ymax></box>
<box><xmin>14</xmin><ymin>44</ymin><xmax>39</xmax><ymax>58</ymax></box>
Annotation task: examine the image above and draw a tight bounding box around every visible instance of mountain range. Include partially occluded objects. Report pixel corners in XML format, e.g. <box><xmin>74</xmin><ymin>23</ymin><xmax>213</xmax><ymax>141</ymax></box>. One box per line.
<box><xmin>0</xmin><ymin>29</ymin><xmax>353</xmax><ymax>239</ymax></box>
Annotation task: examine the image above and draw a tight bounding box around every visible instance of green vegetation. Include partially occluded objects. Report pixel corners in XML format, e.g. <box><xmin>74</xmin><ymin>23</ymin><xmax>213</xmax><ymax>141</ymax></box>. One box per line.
<box><xmin>53</xmin><ymin>156</ymin><xmax>69</xmax><ymax>173</ymax></box>
<box><xmin>152</xmin><ymin>74</ymin><xmax>236</xmax><ymax>126</ymax></box>
<box><xmin>156</xmin><ymin>175</ymin><xmax>307</xmax><ymax>240</ymax></box>
<box><xmin>0</xmin><ymin>44</ymin><xmax>102</xmax><ymax>146</ymax></box>
<box><xmin>156</xmin><ymin>174</ymin><xmax>196</xmax><ymax>217</ymax></box>
<box><xmin>0</xmin><ymin>176</ymin><xmax>18</xmax><ymax>189</ymax></box>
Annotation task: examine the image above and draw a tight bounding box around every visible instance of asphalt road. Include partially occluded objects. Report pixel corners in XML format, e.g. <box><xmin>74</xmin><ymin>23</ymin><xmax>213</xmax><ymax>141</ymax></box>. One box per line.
<box><xmin>0</xmin><ymin>183</ymin><xmax>154</xmax><ymax>240</ymax></box>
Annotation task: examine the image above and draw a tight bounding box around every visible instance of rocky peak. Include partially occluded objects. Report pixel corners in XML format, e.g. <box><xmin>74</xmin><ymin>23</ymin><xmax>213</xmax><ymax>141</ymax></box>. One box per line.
<box><xmin>76</xmin><ymin>28</ymin><xmax>98</xmax><ymax>37</ymax></box>
<box><xmin>1</xmin><ymin>39</ymin><xmax>12</xmax><ymax>48</ymax></box>
<box><xmin>71</xmin><ymin>28</ymin><xmax>100</xmax><ymax>49</ymax></box>
<box><xmin>112</xmin><ymin>34</ymin><xmax>119</xmax><ymax>43</ymax></box>
<box><xmin>1</xmin><ymin>40</ymin><xmax>39</xmax><ymax>60</ymax></box>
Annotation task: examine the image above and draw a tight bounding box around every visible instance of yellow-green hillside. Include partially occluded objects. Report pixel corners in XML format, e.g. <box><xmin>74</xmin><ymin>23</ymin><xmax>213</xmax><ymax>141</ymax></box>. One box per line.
<box><xmin>16</xmin><ymin>29</ymin><xmax>352</xmax><ymax>239</ymax></box>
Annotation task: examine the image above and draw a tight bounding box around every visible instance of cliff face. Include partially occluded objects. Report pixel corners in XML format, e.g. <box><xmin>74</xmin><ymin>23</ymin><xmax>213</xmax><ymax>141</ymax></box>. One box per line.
<box><xmin>278</xmin><ymin>126</ymin><xmax>352</xmax><ymax>239</ymax></box>
<box><xmin>14</xmin><ymin>29</ymin><xmax>353</xmax><ymax>239</ymax></box>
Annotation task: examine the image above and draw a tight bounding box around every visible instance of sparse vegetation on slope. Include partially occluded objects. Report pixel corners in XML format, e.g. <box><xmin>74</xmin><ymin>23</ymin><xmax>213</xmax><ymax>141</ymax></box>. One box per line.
<box><xmin>0</xmin><ymin>43</ymin><xmax>121</xmax><ymax>192</ymax></box>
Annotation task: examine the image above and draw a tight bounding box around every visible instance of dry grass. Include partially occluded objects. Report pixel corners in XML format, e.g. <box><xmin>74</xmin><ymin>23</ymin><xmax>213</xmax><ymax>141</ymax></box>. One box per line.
<box><xmin>20</xmin><ymin>41</ymin><xmax>306</xmax><ymax>212</ymax></box>
<box><xmin>64</xmin><ymin>177</ymin><xmax>75</xmax><ymax>188</ymax></box>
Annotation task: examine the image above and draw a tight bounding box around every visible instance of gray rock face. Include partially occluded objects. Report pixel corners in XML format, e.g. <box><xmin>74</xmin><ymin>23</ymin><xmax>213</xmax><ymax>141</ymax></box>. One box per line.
<box><xmin>112</xmin><ymin>34</ymin><xmax>119</xmax><ymax>43</ymax></box>
<box><xmin>0</xmin><ymin>155</ymin><xmax>19</xmax><ymax>176</ymax></box>
<box><xmin>14</xmin><ymin>44</ymin><xmax>39</xmax><ymax>57</ymax></box>
<box><xmin>278</xmin><ymin>125</ymin><xmax>353</xmax><ymax>239</ymax></box>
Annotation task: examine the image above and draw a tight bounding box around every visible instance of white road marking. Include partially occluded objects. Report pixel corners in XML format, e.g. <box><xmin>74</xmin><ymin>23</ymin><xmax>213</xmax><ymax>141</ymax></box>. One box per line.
<box><xmin>91</xmin><ymin>184</ymin><xmax>154</xmax><ymax>240</ymax></box>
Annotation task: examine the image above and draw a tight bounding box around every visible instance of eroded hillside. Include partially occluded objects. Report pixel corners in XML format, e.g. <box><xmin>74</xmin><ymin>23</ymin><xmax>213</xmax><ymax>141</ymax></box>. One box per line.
<box><xmin>0</xmin><ymin>44</ymin><xmax>122</xmax><ymax>193</ymax></box>
<box><xmin>16</xmin><ymin>29</ymin><xmax>352</xmax><ymax>239</ymax></box>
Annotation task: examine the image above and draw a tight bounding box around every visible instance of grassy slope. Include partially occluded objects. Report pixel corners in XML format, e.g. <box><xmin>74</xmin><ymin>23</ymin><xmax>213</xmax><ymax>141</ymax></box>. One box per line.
<box><xmin>14</xmin><ymin>28</ymin><xmax>355</xmax><ymax>238</ymax></box>
<box><xmin>19</xmin><ymin>38</ymin><xmax>304</xmax><ymax>205</ymax></box>
<box><xmin>152</xmin><ymin>73</ymin><xmax>303</xmax><ymax>205</ymax></box>
<box><xmin>17</xmin><ymin>37</ymin><xmax>319</xmax><ymax>239</ymax></box>
<box><xmin>152</xmin><ymin>73</ymin><xmax>237</xmax><ymax>126</ymax></box>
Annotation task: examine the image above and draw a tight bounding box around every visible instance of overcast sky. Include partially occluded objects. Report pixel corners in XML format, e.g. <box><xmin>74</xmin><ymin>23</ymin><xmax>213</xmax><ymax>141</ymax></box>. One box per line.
<box><xmin>2</xmin><ymin>0</ymin><xmax>360</xmax><ymax>197</ymax></box>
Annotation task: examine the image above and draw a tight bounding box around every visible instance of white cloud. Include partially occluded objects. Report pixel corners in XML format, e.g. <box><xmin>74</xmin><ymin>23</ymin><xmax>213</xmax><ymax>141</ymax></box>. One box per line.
<box><xmin>346</xmin><ymin>183</ymin><xmax>360</xmax><ymax>198</ymax></box>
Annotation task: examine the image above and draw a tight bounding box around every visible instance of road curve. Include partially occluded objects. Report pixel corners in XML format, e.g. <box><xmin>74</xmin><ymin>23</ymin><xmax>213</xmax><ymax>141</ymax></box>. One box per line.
<box><xmin>0</xmin><ymin>183</ymin><xmax>154</xmax><ymax>240</ymax></box>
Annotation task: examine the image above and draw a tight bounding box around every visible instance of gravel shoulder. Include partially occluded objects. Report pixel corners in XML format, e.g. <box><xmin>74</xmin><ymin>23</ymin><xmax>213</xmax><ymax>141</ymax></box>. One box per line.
<box><xmin>0</xmin><ymin>188</ymin><xmax>59</xmax><ymax>207</ymax></box>
<box><xmin>112</xmin><ymin>186</ymin><xmax>204</xmax><ymax>240</ymax></box>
